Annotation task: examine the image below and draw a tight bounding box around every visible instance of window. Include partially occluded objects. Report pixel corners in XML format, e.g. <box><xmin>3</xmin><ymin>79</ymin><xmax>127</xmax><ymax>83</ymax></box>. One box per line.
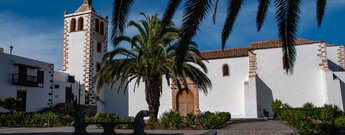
<box><xmin>95</xmin><ymin>18</ymin><xmax>99</xmax><ymax>32</ymax></box>
<box><xmin>97</xmin><ymin>42</ymin><xmax>102</xmax><ymax>53</ymax></box>
<box><xmin>78</xmin><ymin>17</ymin><xmax>84</xmax><ymax>31</ymax></box>
<box><xmin>54</xmin><ymin>85</ymin><xmax>59</xmax><ymax>89</ymax></box>
<box><xmin>100</xmin><ymin>22</ymin><xmax>104</xmax><ymax>35</ymax></box>
<box><xmin>96</xmin><ymin>62</ymin><xmax>101</xmax><ymax>72</ymax></box>
<box><xmin>37</xmin><ymin>70</ymin><xmax>44</xmax><ymax>87</ymax></box>
<box><xmin>67</xmin><ymin>75</ymin><xmax>75</xmax><ymax>83</ymax></box>
<box><xmin>222</xmin><ymin>64</ymin><xmax>229</xmax><ymax>76</ymax></box>
<box><xmin>70</xmin><ymin>19</ymin><xmax>76</xmax><ymax>32</ymax></box>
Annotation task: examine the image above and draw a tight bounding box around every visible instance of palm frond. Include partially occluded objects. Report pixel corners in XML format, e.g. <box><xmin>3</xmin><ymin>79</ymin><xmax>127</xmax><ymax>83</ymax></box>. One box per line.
<box><xmin>221</xmin><ymin>0</ymin><xmax>244</xmax><ymax>49</ymax></box>
<box><xmin>213</xmin><ymin>0</ymin><xmax>220</xmax><ymax>24</ymax></box>
<box><xmin>275</xmin><ymin>0</ymin><xmax>301</xmax><ymax>73</ymax></box>
<box><xmin>316</xmin><ymin>0</ymin><xmax>327</xmax><ymax>27</ymax></box>
<box><xmin>111</xmin><ymin>0</ymin><xmax>134</xmax><ymax>45</ymax></box>
<box><xmin>256</xmin><ymin>0</ymin><xmax>271</xmax><ymax>31</ymax></box>
<box><xmin>162</xmin><ymin>0</ymin><xmax>182</xmax><ymax>29</ymax></box>
<box><xmin>176</xmin><ymin>0</ymin><xmax>212</xmax><ymax>73</ymax></box>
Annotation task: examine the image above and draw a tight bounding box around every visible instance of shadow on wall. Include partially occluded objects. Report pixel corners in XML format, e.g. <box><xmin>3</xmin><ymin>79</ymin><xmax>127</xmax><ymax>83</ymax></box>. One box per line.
<box><xmin>256</xmin><ymin>77</ymin><xmax>273</xmax><ymax>117</ymax></box>
<box><xmin>328</xmin><ymin>60</ymin><xmax>344</xmax><ymax>72</ymax></box>
<box><xmin>335</xmin><ymin>74</ymin><xmax>345</xmax><ymax>111</ymax></box>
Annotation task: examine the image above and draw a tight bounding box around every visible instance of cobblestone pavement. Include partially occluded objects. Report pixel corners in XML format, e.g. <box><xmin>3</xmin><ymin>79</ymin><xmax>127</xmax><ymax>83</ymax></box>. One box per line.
<box><xmin>217</xmin><ymin>119</ymin><xmax>298</xmax><ymax>135</ymax></box>
<box><xmin>0</xmin><ymin>120</ymin><xmax>297</xmax><ymax>135</ymax></box>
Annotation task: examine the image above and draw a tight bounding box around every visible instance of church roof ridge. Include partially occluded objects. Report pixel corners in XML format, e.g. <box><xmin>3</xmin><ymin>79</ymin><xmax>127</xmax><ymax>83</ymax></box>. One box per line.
<box><xmin>200</xmin><ymin>38</ymin><xmax>324</xmax><ymax>60</ymax></box>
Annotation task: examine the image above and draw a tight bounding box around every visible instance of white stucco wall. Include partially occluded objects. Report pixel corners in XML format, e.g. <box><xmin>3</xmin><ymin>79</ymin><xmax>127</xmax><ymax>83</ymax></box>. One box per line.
<box><xmin>199</xmin><ymin>57</ymin><xmax>248</xmax><ymax>118</ymax></box>
<box><xmin>125</xmin><ymin>57</ymin><xmax>248</xmax><ymax>118</ymax></box>
<box><xmin>127</xmin><ymin>78</ymin><xmax>172</xmax><ymax>118</ymax></box>
<box><xmin>254</xmin><ymin>43</ymin><xmax>327</xmax><ymax>116</ymax></box>
<box><xmin>334</xmin><ymin>72</ymin><xmax>345</xmax><ymax>110</ymax></box>
<box><xmin>100</xmin><ymin>84</ymin><xmax>129</xmax><ymax>117</ymax></box>
<box><xmin>53</xmin><ymin>71</ymin><xmax>86</xmax><ymax>106</ymax></box>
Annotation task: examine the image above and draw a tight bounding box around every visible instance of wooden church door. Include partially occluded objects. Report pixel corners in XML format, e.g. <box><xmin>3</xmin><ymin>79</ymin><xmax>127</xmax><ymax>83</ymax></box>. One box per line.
<box><xmin>177</xmin><ymin>90</ymin><xmax>194</xmax><ymax>116</ymax></box>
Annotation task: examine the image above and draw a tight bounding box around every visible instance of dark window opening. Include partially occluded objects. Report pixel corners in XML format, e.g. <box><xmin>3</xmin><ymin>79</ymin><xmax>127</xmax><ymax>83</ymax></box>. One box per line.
<box><xmin>70</xmin><ymin>19</ymin><xmax>76</xmax><ymax>32</ymax></box>
<box><xmin>78</xmin><ymin>17</ymin><xmax>84</xmax><ymax>31</ymax></box>
<box><xmin>95</xmin><ymin>19</ymin><xmax>99</xmax><ymax>32</ymax></box>
<box><xmin>16</xmin><ymin>91</ymin><xmax>27</xmax><ymax>112</ymax></box>
<box><xmin>65</xmin><ymin>87</ymin><xmax>73</xmax><ymax>103</ymax></box>
<box><xmin>54</xmin><ymin>85</ymin><xmax>59</xmax><ymax>89</ymax></box>
<box><xmin>37</xmin><ymin>70</ymin><xmax>44</xmax><ymax>88</ymax></box>
<box><xmin>100</xmin><ymin>22</ymin><xmax>104</xmax><ymax>35</ymax></box>
<box><xmin>223</xmin><ymin>64</ymin><xmax>229</xmax><ymax>76</ymax></box>
<box><xmin>96</xmin><ymin>63</ymin><xmax>101</xmax><ymax>72</ymax></box>
<box><xmin>97</xmin><ymin>42</ymin><xmax>102</xmax><ymax>53</ymax></box>
<box><xmin>68</xmin><ymin>75</ymin><xmax>75</xmax><ymax>83</ymax></box>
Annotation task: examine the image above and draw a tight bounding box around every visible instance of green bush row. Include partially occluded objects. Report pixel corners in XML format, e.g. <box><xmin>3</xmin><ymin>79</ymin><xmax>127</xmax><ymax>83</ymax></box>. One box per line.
<box><xmin>87</xmin><ymin>113</ymin><xmax>133</xmax><ymax>129</ymax></box>
<box><xmin>272</xmin><ymin>99</ymin><xmax>344</xmax><ymax>135</ymax></box>
<box><xmin>159</xmin><ymin>110</ymin><xmax>230</xmax><ymax>129</ymax></box>
<box><xmin>0</xmin><ymin>112</ymin><xmax>132</xmax><ymax>128</ymax></box>
<box><xmin>0</xmin><ymin>112</ymin><xmax>73</xmax><ymax>127</ymax></box>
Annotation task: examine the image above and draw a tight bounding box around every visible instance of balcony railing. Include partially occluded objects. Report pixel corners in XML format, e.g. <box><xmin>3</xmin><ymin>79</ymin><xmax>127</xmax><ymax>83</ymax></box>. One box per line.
<box><xmin>12</xmin><ymin>74</ymin><xmax>38</xmax><ymax>87</ymax></box>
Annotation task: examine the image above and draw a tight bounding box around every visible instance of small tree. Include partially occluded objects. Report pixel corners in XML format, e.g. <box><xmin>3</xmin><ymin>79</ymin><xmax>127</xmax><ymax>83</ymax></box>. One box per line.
<box><xmin>0</xmin><ymin>97</ymin><xmax>21</xmax><ymax>113</ymax></box>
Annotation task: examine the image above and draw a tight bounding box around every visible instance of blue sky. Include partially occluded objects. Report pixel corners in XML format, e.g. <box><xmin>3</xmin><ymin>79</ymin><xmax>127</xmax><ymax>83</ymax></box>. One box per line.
<box><xmin>0</xmin><ymin>0</ymin><xmax>344</xmax><ymax>70</ymax></box>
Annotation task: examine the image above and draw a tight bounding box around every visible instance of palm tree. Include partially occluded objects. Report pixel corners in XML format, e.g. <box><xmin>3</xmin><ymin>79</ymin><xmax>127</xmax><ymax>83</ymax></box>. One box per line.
<box><xmin>96</xmin><ymin>13</ymin><xmax>211</xmax><ymax>121</ymax></box>
<box><xmin>111</xmin><ymin>0</ymin><xmax>327</xmax><ymax>73</ymax></box>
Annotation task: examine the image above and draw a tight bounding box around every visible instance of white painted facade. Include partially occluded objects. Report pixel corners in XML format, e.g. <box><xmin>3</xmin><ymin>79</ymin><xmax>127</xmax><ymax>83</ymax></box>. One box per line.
<box><xmin>0</xmin><ymin>51</ymin><xmax>54</xmax><ymax>112</ymax></box>
<box><xmin>119</xmin><ymin>42</ymin><xmax>345</xmax><ymax>118</ymax></box>
<box><xmin>0</xmin><ymin>49</ymin><xmax>87</xmax><ymax>112</ymax></box>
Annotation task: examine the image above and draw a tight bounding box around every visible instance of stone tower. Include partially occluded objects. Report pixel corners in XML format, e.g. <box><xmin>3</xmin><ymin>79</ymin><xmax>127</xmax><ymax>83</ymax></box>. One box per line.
<box><xmin>62</xmin><ymin>0</ymin><xmax>108</xmax><ymax>105</ymax></box>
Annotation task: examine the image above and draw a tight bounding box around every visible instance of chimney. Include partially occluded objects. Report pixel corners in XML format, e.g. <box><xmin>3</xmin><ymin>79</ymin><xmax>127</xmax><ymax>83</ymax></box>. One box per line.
<box><xmin>0</xmin><ymin>47</ymin><xmax>3</xmax><ymax>53</ymax></box>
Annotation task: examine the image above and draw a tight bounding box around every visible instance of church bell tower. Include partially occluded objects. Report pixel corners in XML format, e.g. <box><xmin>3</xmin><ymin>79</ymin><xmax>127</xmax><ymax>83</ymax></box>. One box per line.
<box><xmin>62</xmin><ymin>0</ymin><xmax>108</xmax><ymax>106</ymax></box>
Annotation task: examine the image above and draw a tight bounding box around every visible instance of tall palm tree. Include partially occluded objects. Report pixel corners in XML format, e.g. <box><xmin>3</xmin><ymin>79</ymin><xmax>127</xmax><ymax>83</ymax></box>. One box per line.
<box><xmin>96</xmin><ymin>13</ymin><xmax>211</xmax><ymax>121</ymax></box>
<box><xmin>111</xmin><ymin>0</ymin><xmax>327</xmax><ymax>73</ymax></box>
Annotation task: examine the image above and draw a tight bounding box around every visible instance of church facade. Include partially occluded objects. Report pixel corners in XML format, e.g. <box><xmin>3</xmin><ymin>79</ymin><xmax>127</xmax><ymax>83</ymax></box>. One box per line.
<box><xmin>0</xmin><ymin>0</ymin><xmax>345</xmax><ymax>119</ymax></box>
<box><xmin>124</xmin><ymin>39</ymin><xmax>345</xmax><ymax>118</ymax></box>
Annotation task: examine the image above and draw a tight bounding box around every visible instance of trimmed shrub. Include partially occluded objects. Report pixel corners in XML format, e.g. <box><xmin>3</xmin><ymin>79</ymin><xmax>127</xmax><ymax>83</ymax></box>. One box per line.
<box><xmin>92</xmin><ymin>113</ymin><xmax>119</xmax><ymax>122</ymax></box>
<box><xmin>275</xmin><ymin>101</ymin><xmax>343</xmax><ymax>135</ymax></box>
<box><xmin>302</xmin><ymin>102</ymin><xmax>315</xmax><ymax>109</ymax></box>
<box><xmin>160</xmin><ymin>110</ymin><xmax>183</xmax><ymax>128</ymax></box>
<box><xmin>184</xmin><ymin>113</ymin><xmax>196</xmax><ymax>128</ymax></box>
<box><xmin>320</xmin><ymin>104</ymin><xmax>342</xmax><ymax>123</ymax></box>
<box><xmin>200</xmin><ymin>111</ymin><xmax>230</xmax><ymax>129</ymax></box>
<box><xmin>335</xmin><ymin>116</ymin><xmax>345</xmax><ymax>127</ymax></box>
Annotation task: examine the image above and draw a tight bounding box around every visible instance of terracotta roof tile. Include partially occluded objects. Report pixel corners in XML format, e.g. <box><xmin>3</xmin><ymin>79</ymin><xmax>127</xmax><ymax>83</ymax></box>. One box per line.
<box><xmin>75</xmin><ymin>4</ymin><xmax>96</xmax><ymax>13</ymax></box>
<box><xmin>200</xmin><ymin>38</ymin><xmax>322</xmax><ymax>60</ymax></box>
<box><xmin>200</xmin><ymin>47</ymin><xmax>250</xmax><ymax>60</ymax></box>
<box><xmin>250</xmin><ymin>38</ymin><xmax>320</xmax><ymax>49</ymax></box>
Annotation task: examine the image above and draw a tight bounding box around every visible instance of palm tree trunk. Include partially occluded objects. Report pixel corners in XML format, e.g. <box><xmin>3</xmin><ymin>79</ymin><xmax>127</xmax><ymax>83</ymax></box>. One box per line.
<box><xmin>145</xmin><ymin>75</ymin><xmax>162</xmax><ymax>122</ymax></box>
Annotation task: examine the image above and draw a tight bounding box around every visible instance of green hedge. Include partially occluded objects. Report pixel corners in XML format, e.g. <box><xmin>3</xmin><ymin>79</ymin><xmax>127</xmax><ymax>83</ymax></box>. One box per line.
<box><xmin>87</xmin><ymin>113</ymin><xmax>133</xmax><ymax>129</ymax></box>
<box><xmin>272</xmin><ymin>100</ymin><xmax>344</xmax><ymax>135</ymax></box>
<box><xmin>0</xmin><ymin>112</ymin><xmax>131</xmax><ymax>128</ymax></box>
<box><xmin>159</xmin><ymin>110</ymin><xmax>231</xmax><ymax>129</ymax></box>
<box><xmin>0</xmin><ymin>112</ymin><xmax>73</xmax><ymax>127</ymax></box>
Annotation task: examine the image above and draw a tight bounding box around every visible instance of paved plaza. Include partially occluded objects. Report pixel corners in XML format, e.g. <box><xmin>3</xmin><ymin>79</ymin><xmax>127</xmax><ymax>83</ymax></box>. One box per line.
<box><xmin>0</xmin><ymin>120</ymin><xmax>297</xmax><ymax>135</ymax></box>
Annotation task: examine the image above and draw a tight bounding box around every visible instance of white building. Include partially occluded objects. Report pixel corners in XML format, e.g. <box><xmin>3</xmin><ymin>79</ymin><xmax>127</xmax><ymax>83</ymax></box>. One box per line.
<box><xmin>123</xmin><ymin>39</ymin><xmax>345</xmax><ymax>118</ymax></box>
<box><xmin>1</xmin><ymin>0</ymin><xmax>345</xmax><ymax>119</ymax></box>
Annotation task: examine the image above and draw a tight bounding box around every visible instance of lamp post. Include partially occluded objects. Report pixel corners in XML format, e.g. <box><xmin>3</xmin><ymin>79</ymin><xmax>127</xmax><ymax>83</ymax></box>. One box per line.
<box><xmin>9</xmin><ymin>46</ymin><xmax>13</xmax><ymax>55</ymax></box>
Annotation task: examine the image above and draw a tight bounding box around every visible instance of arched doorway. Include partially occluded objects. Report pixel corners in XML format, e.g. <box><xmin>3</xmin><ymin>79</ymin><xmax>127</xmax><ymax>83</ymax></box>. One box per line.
<box><xmin>177</xmin><ymin>90</ymin><xmax>195</xmax><ymax>116</ymax></box>
<box><xmin>171</xmin><ymin>80</ymin><xmax>199</xmax><ymax>116</ymax></box>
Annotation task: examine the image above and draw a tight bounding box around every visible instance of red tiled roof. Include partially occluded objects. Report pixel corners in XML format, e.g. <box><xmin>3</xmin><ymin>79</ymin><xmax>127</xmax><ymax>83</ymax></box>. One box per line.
<box><xmin>250</xmin><ymin>38</ymin><xmax>321</xmax><ymax>49</ymax></box>
<box><xmin>200</xmin><ymin>47</ymin><xmax>250</xmax><ymax>60</ymax></box>
<box><xmin>200</xmin><ymin>38</ymin><xmax>322</xmax><ymax>60</ymax></box>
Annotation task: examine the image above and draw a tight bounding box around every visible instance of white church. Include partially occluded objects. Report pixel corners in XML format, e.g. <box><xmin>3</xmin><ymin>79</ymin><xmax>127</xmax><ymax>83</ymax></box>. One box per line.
<box><xmin>0</xmin><ymin>0</ymin><xmax>345</xmax><ymax>118</ymax></box>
